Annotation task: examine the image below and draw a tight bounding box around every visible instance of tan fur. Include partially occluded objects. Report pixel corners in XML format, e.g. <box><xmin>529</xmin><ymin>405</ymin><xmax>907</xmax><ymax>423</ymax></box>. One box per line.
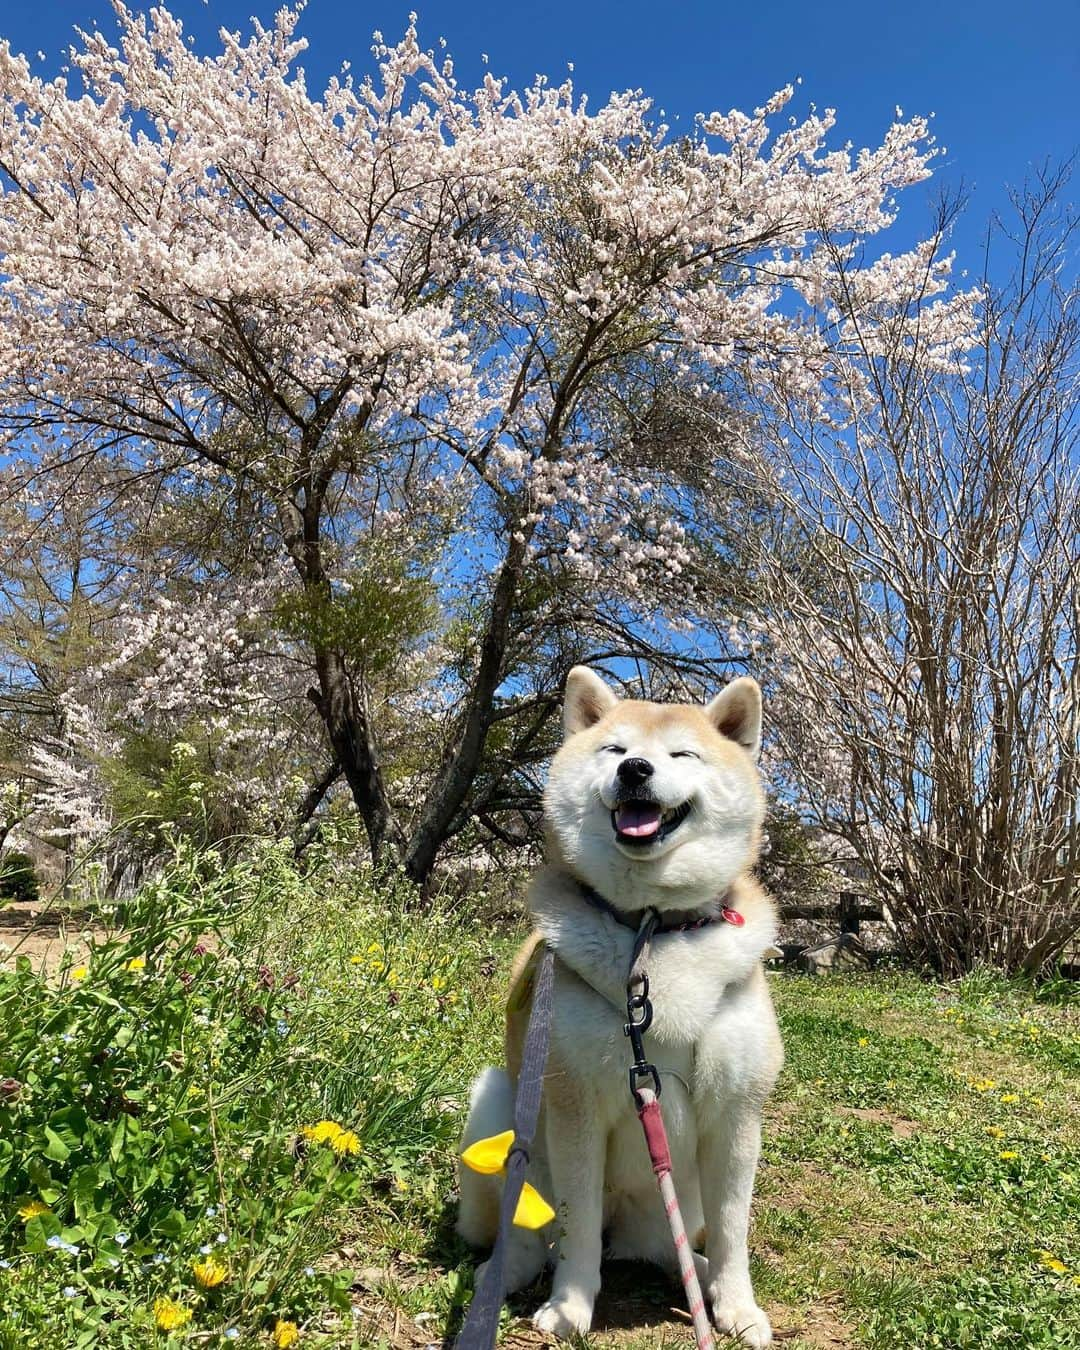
<box><xmin>504</xmin><ymin>933</ymin><xmax>545</xmax><ymax>1081</ymax></box>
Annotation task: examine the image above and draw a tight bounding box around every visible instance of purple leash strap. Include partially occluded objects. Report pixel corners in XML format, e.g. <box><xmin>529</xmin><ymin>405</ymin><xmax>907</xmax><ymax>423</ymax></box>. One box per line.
<box><xmin>455</xmin><ymin>946</ymin><xmax>555</xmax><ymax>1350</ymax></box>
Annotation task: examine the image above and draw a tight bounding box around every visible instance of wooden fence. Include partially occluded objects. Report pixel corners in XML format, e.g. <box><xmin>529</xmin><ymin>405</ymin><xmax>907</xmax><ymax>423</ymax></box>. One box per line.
<box><xmin>779</xmin><ymin>892</ymin><xmax>884</xmax><ymax>936</ymax></box>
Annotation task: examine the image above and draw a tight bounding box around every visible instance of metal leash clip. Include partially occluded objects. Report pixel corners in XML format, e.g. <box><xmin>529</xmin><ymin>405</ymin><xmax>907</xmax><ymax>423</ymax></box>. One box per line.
<box><xmin>625</xmin><ymin>973</ymin><xmax>662</xmax><ymax>1103</ymax></box>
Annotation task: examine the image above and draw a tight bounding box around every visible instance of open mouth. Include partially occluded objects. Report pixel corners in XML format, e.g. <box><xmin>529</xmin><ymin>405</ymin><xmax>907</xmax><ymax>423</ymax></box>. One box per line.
<box><xmin>611</xmin><ymin>799</ymin><xmax>692</xmax><ymax>848</ymax></box>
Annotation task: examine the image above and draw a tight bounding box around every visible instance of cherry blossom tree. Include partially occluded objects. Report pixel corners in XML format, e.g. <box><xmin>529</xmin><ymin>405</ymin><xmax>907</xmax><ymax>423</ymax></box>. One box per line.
<box><xmin>0</xmin><ymin>5</ymin><xmax>978</xmax><ymax>881</ymax></box>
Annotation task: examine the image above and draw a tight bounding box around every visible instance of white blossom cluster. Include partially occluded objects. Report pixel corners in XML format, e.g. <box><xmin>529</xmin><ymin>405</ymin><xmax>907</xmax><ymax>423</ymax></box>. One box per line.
<box><xmin>0</xmin><ymin>8</ymin><xmax>985</xmax><ymax>843</ymax></box>
<box><xmin>0</xmin><ymin>12</ymin><xmax>977</xmax><ymax>519</ymax></box>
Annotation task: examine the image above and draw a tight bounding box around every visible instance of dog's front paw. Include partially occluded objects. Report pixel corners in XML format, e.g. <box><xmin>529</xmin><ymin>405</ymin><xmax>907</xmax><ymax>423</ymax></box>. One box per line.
<box><xmin>532</xmin><ymin>1294</ymin><xmax>593</xmax><ymax>1339</ymax></box>
<box><xmin>712</xmin><ymin>1300</ymin><xmax>772</xmax><ymax>1347</ymax></box>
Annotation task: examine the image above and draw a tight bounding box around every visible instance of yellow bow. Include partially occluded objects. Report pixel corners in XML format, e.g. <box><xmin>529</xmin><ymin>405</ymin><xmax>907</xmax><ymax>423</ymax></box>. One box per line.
<box><xmin>459</xmin><ymin>1130</ymin><xmax>555</xmax><ymax>1230</ymax></box>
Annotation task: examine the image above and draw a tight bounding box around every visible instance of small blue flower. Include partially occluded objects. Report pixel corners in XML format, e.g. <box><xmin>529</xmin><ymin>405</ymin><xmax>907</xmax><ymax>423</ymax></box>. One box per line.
<box><xmin>205</xmin><ymin>1205</ymin><xmax>217</xmax><ymax>1218</ymax></box>
<box><xmin>115</xmin><ymin>1232</ymin><xmax>129</xmax><ymax>1247</ymax></box>
<box><xmin>152</xmin><ymin>1252</ymin><xmax>167</xmax><ymax>1265</ymax></box>
<box><xmin>216</xmin><ymin>1232</ymin><xmax>228</xmax><ymax>1245</ymax></box>
<box><xmin>199</xmin><ymin>1243</ymin><xmax>212</xmax><ymax>1255</ymax></box>
<box><xmin>63</xmin><ymin>1286</ymin><xmax>78</xmax><ymax>1299</ymax></box>
<box><xmin>275</xmin><ymin>1020</ymin><xmax>290</xmax><ymax>1037</ymax></box>
<box><xmin>46</xmin><ymin>1235</ymin><xmax>64</xmax><ymax>1249</ymax></box>
<box><xmin>304</xmin><ymin>1265</ymin><xmax>315</xmax><ymax>1277</ymax></box>
<box><xmin>224</xmin><ymin>1330</ymin><xmax>240</xmax><ymax>1342</ymax></box>
<box><xmin>0</xmin><ymin>1259</ymin><xmax>11</xmax><ymax>1269</ymax></box>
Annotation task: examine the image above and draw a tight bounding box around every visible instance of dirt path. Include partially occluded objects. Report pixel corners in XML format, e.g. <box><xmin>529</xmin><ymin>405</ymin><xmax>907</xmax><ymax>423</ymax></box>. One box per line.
<box><xmin>0</xmin><ymin>898</ymin><xmax>103</xmax><ymax>976</ymax></box>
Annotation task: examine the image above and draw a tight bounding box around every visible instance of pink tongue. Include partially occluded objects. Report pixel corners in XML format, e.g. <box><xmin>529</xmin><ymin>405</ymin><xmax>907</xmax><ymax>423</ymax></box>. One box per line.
<box><xmin>616</xmin><ymin>803</ymin><xmax>661</xmax><ymax>837</ymax></box>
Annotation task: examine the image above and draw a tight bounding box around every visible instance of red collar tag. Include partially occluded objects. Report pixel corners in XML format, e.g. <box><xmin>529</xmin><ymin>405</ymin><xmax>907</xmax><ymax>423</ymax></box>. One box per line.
<box><xmin>721</xmin><ymin>906</ymin><xmax>745</xmax><ymax>926</ymax></box>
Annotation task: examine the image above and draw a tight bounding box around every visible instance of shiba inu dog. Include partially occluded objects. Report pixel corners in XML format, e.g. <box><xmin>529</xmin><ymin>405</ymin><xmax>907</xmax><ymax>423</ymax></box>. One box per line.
<box><xmin>457</xmin><ymin>667</ymin><xmax>782</xmax><ymax>1347</ymax></box>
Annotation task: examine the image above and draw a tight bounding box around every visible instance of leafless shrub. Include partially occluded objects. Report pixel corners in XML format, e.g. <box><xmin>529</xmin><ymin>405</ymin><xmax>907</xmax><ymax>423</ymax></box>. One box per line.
<box><xmin>758</xmin><ymin>170</ymin><xmax>1079</xmax><ymax>976</ymax></box>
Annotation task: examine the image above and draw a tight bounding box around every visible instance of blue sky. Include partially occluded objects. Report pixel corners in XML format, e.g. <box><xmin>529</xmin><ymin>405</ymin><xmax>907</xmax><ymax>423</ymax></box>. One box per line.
<box><xmin>2</xmin><ymin>0</ymin><xmax>1077</xmax><ymax>276</ymax></box>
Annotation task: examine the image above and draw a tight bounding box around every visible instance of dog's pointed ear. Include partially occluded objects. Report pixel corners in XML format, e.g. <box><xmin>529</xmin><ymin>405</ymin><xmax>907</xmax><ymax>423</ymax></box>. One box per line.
<box><xmin>563</xmin><ymin>666</ymin><xmax>618</xmax><ymax>737</ymax></box>
<box><xmin>705</xmin><ymin>677</ymin><xmax>762</xmax><ymax>759</ymax></box>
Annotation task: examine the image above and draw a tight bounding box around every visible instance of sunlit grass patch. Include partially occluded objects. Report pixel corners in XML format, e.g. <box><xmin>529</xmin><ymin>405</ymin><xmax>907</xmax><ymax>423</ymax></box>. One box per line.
<box><xmin>0</xmin><ymin>843</ymin><xmax>510</xmax><ymax>1347</ymax></box>
<box><xmin>3</xmin><ymin>861</ymin><xmax>1077</xmax><ymax>1349</ymax></box>
<box><xmin>758</xmin><ymin>973</ymin><xmax>1080</xmax><ymax>1349</ymax></box>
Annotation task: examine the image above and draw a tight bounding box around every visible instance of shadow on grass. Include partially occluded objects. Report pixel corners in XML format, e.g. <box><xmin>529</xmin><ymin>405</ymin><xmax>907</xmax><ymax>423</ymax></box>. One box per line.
<box><xmin>421</xmin><ymin>1194</ymin><xmax>704</xmax><ymax>1347</ymax></box>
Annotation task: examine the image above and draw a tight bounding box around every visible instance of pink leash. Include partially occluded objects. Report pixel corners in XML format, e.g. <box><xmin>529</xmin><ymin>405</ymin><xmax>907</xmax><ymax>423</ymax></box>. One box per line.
<box><xmin>624</xmin><ymin>906</ymin><xmax>716</xmax><ymax>1349</ymax></box>
<box><xmin>635</xmin><ymin>1086</ymin><xmax>715</xmax><ymax>1350</ymax></box>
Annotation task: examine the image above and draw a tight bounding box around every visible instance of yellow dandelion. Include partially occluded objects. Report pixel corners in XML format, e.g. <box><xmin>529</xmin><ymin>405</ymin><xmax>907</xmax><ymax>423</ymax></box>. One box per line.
<box><xmin>369</xmin><ymin>959</ymin><xmax>385</xmax><ymax>975</ymax></box>
<box><xmin>366</xmin><ymin>942</ymin><xmax>382</xmax><ymax>955</ymax></box>
<box><xmin>1038</xmin><ymin>1251</ymin><xmax>1068</xmax><ymax>1275</ymax></box>
<box><xmin>1000</xmin><ymin>1092</ymin><xmax>1019</xmax><ymax>1104</ymax></box>
<box><xmin>857</xmin><ymin>1036</ymin><xmax>869</xmax><ymax>1047</ymax></box>
<box><xmin>125</xmin><ymin>956</ymin><xmax>146</xmax><ymax>972</ymax></box>
<box><xmin>970</xmin><ymin>1078</ymin><xmax>996</xmax><ymax>1092</ymax></box>
<box><xmin>272</xmin><ymin>1319</ymin><xmax>300</xmax><ymax>1348</ymax></box>
<box><xmin>301</xmin><ymin>1120</ymin><xmax>342</xmax><ymax>1145</ymax></box>
<box><xmin>348</xmin><ymin>954</ymin><xmax>364</xmax><ymax>965</ymax></box>
<box><xmin>431</xmin><ymin>975</ymin><xmax>446</xmax><ymax>991</ymax></box>
<box><xmin>192</xmin><ymin>1256</ymin><xmax>228</xmax><ymax>1288</ymax></box>
<box><xmin>1029</xmin><ymin>1097</ymin><xmax>1046</xmax><ymax>1109</ymax></box>
<box><xmin>329</xmin><ymin>1129</ymin><xmax>361</xmax><ymax>1157</ymax></box>
<box><xmin>153</xmin><ymin>1297</ymin><xmax>193</xmax><ymax>1332</ymax></box>
<box><xmin>17</xmin><ymin>1200</ymin><xmax>50</xmax><ymax>1221</ymax></box>
<box><xmin>70</xmin><ymin>965</ymin><xmax>88</xmax><ymax>982</ymax></box>
<box><xmin>985</xmin><ymin>1126</ymin><xmax>1005</xmax><ymax>1139</ymax></box>
<box><xmin>999</xmin><ymin>1150</ymin><xmax>1019</xmax><ymax>1160</ymax></box>
<box><xmin>387</xmin><ymin>969</ymin><xmax>399</xmax><ymax>987</ymax></box>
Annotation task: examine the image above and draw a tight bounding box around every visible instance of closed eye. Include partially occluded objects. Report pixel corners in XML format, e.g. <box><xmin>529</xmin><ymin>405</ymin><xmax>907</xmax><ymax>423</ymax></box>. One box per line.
<box><xmin>670</xmin><ymin>750</ymin><xmax>700</xmax><ymax>759</ymax></box>
<box><xmin>601</xmin><ymin>744</ymin><xmax>626</xmax><ymax>754</ymax></box>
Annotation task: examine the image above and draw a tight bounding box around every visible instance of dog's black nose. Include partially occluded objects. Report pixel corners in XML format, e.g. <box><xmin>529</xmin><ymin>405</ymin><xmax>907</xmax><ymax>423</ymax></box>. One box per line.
<box><xmin>617</xmin><ymin>756</ymin><xmax>654</xmax><ymax>787</ymax></box>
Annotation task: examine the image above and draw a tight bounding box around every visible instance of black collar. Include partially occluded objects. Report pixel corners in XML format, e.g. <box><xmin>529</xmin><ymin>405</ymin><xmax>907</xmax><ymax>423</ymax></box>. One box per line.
<box><xmin>577</xmin><ymin>880</ymin><xmax>743</xmax><ymax>932</ymax></box>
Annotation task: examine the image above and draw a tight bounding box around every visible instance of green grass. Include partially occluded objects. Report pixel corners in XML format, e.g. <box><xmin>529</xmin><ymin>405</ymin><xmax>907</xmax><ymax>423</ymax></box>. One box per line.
<box><xmin>755</xmin><ymin>973</ymin><xmax>1080</xmax><ymax>1348</ymax></box>
<box><xmin>1</xmin><ymin>847</ymin><xmax>1077</xmax><ymax>1348</ymax></box>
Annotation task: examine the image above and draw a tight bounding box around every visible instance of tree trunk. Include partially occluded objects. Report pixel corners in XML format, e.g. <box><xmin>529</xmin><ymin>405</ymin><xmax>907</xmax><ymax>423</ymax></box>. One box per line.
<box><xmin>403</xmin><ymin>532</ymin><xmax>528</xmax><ymax>884</ymax></box>
<box><xmin>291</xmin><ymin>757</ymin><xmax>342</xmax><ymax>858</ymax></box>
<box><xmin>280</xmin><ymin>490</ymin><xmax>406</xmax><ymax>868</ymax></box>
<box><xmin>306</xmin><ymin>648</ymin><xmax>407</xmax><ymax>865</ymax></box>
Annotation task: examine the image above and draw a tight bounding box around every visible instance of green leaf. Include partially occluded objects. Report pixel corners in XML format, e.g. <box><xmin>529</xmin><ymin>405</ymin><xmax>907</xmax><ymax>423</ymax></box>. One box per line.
<box><xmin>22</xmin><ymin>1210</ymin><xmax>61</xmax><ymax>1252</ymax></box>
<box><xmin>156</xmin><ymin>1207</ymin><xmax>188</xmax><ymax>1238</ymax></box>
<box><xmin>27</xmin><ymin>1157</ymin><xmax>55</xmax><ymax>1190</ymax></box>
<box><xmin>167</xmin><ymin>1115</ymin><xmax>194</xmax><ymax>1144</ymax></box>
<box><xmin>48</xmin><ymin>1104</ymin><xmax>89</xmax><ymax>1149</ymax></box>
<box><xmin>43</xmin><ymin>1126</ymin><xmax>71</xmax><ymax>1163</ymax></box>
<box><xmin>109</xmin><ymin>1117</ymin><xmax>127</xmax><ymax>1163</ymax></box>
<box><xmin>69</xmin><ymin>1164</ymin><xmax>105</xmax><ymax>1220</ymax></box>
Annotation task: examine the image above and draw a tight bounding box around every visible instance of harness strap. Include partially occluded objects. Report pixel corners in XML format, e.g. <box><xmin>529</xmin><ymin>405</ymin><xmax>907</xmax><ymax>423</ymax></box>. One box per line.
<box><xmin>455</xmin><ymin>946</ymin><xmax>556</xmax><ymax>1350</ymax></box>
